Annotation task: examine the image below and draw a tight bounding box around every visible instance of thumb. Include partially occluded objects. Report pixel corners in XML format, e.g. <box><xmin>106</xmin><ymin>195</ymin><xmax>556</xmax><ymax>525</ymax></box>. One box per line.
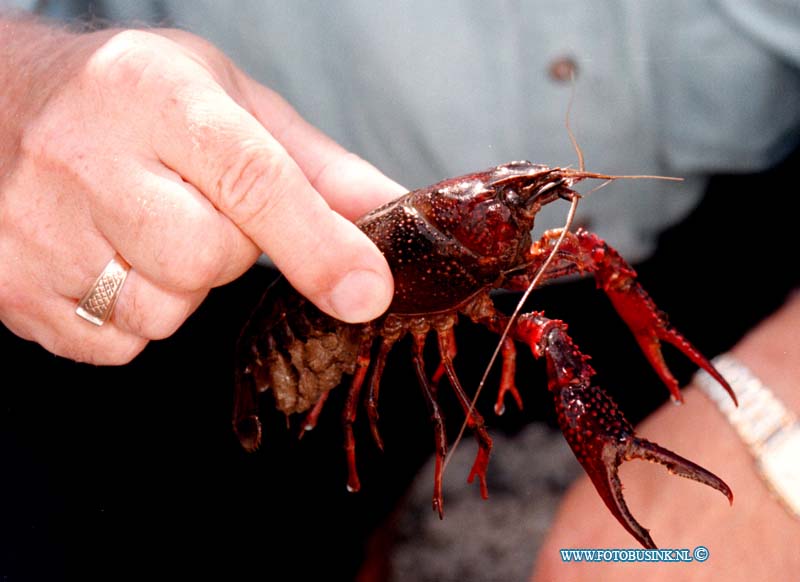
<box><xmin>273</xmin><ymin>203</ymin><xmax>395</xmax><ymax>323</ymax></box>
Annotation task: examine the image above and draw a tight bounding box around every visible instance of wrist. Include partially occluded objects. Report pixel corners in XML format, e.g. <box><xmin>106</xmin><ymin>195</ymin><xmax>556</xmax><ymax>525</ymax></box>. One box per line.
<box><xmin>693</xmin><ymin>291</ymin><xmax>800</xmax><ymax>520</ymax></box>
<box><xmin>729</xmin><ymin>290</ymin><xmax>800</xmax><ymax>415</ymax></box>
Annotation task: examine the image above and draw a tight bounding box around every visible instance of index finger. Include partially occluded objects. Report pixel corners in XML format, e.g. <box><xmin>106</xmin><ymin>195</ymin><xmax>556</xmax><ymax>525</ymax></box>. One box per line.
<box><xmin>150</xmin><ymin>74</ymin><xmax>393</xmax><ymax>323</ymax></box>
<box><xmin>241</xmin><ymin>79</ymin><xmax>407</xmax><ymax>218</ymax></box>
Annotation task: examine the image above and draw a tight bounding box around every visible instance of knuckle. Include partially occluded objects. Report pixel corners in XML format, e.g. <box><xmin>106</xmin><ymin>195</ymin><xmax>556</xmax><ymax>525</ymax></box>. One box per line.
<box><xmin>155</xmin><ymin>28</ymin><xmax>231</xmax><ymax>73</ymax></box>
<box><xmin>19</xmin><ymin>99</ymin><xmax>85</xmax><ymax>178</ymax></box>
<box><xmin>0</xmin><ymin>273</ymin><xmax>28</xmax><ymax>317</ymax></box>
<box><xmin>82</xmin><ymin>31</ymin><xmax>208</xmax><ymax>128</ymax></box>
<box><xmin>84</xmin><ymin>30</ymin><xmax>170</xmax><ymax>92</ymax></box>
<box><xmin>214</xmin><ymin>148</ymin><xmax>292</xmax><ymax>228</ymax></box>
<box><xmin>19</xmin><ymin>32</ymin><xmax>176</xmax><ymax>184</ymax></box>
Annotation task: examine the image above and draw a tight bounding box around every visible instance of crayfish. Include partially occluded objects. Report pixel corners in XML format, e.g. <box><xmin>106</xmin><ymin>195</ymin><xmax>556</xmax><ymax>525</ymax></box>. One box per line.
<box><xmin>233</xmin><ymin>161</ymin><xmax>736</xmax><ymax>549</ymax></box>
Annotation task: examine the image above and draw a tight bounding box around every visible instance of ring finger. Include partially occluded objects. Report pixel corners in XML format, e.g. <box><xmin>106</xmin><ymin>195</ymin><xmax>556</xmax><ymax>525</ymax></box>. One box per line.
<box><xmin>67</xmin><ymin>248</ymin><xmax>209</xmax><ymax>340</ymax></box>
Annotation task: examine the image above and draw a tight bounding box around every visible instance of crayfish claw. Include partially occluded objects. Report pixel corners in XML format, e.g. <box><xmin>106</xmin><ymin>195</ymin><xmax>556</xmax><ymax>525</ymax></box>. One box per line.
<box><xmin>555</xmin><ymin>380</ymin><xmax>733</xmax><ymax>549</ymax></box>
<box><xmin>508</xmin><ymin>312</ymin><xmax>732</xmax><ymax>548</ymax></box>
<box><xmin>585</xmin><ymin>439</ymin><xmax>657</xmax><ymax>549</ymax></box>
<box><xmin>586</xmin><ymin>433</ymin><xmax>733</xmax><ymax>550</ymax></box>
<box><xmin>627</xmin><ymin>437</ymin><xmax>734</xmax><ymax>504</ymax></box>
<box><xmin>656</xmin><ymin>325</ymin><xmax>738</xmax><ymax>407</ymax></box>
<box><xmin>551</xmin><ymin>379</ymin><xmax>664</xmax><ymax>548</ymax></box>
<box><xmin>494</xmin><ymin>337</ymin><xmax>523</xmax><ymax>416</ymax></box>
<box><xmin>433</xmin><ymin>327</ymin><xmax>494</xmax><ymax>500</ymax></box>
<box><xmin>466</xmin><ymin>447</ymin><xmax>491</xmax><ymax>500</ymax></box>
<box><xmin>367</xmin><ymin>408</ymin><xmax>385</xmax><ymax>452</ymax></box>
<box><xmin>537</xmin><ymin>229</ymin><xmax>738</xmax><ymax>406</ymax></box>
<box><xmin>589</xmin><ymin>234</ymin><xmax>737</xmax><ymax>406</ymax></box>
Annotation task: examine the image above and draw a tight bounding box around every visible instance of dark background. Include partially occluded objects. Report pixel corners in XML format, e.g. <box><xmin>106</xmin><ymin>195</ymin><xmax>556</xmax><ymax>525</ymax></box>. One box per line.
<box><xmin>1</xmin><ymin>149</ymin><xmax>797</xmax><ymax>581</ymax></box>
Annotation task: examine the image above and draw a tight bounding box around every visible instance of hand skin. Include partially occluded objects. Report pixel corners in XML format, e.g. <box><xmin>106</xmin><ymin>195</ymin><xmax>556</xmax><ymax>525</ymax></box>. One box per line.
<box><xmin>533</xmin><ymin>291</ymin><xmax>800</xmax><ymax>581</ymax></box>
<box><xmin>0</xmin><ymin>15</ymin><xmax>406</xmax><ymax>364</ymax></box>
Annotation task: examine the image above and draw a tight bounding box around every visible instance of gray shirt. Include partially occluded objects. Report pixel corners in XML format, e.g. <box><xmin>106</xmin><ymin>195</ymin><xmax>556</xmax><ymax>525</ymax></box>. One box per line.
<box><xmin>12</xmin><ymin>0</ymin><xmax>800</xmax><ymax>260</ymax></box>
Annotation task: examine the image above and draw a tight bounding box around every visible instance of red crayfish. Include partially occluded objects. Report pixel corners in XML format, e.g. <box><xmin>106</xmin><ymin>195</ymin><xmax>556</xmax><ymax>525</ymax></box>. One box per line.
<box><xmin>233</xmin><ymin>161</ymin><xmax>736</xmax><ymax>549</ymax></box>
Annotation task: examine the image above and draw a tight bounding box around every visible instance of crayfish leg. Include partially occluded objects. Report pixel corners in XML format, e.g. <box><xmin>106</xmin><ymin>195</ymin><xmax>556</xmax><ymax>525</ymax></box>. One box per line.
<box><xmin>462</xmin><ymin>292</ymin><xmax>524</xmax><ymax>418</ymax></box>
<box><xmin>495</xmin><ymin>337</ymin><xmax>522</xmax><ymax>415</ymax></box>
<box><xmin>364</xmin><ymin>336</ymin><xmax>396</xmax><ymax>452</ymax></box>
<box><xmin>342</xmin><ymin>332</ymin><xmax>373</xmax><ymax>494</ymax></box>
<box><xmin>514</xmin><ymin>312</ymin><xmax>732</xmax><ymax>549</ymax></box>
<box><xmin>411</xmin><ymin>331</ymin><xmax>448</xmax><ymax>518</ymax></box>
<box><xmin>434</xmin><ymin>327</ymin><xmax>493</xmax><ymax>500</ymax></box>
<box><xmin>298</xmin><ymin>391</ymin><xmax>329</xmax><ymax>439</ymax></box>
<box><xmin>430</xmin><ymin>341</ymin><xmax>451</xmax><ymax>392</ymax></box>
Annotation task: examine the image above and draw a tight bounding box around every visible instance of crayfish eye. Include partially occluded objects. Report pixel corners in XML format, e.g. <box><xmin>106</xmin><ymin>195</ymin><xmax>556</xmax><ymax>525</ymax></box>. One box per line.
<box><xmin>502</xmin><ymin>189</ymin><xmax>521</xmax><ymax>206</ymax></box>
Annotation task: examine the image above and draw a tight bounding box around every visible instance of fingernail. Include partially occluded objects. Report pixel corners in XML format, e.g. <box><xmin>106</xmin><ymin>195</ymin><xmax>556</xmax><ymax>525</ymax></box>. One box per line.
<box><xmin>329</xmin><ymin>270</ymin><xmax>391</xmax><ymax>323</ymax></box>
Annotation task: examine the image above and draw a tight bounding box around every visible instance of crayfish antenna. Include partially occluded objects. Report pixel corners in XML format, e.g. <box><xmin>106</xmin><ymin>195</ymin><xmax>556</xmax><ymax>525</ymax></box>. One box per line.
<box><xmin>565</xmin><ymin>68</ymin><xmax>585</xmax><ymax>173</ymax></box>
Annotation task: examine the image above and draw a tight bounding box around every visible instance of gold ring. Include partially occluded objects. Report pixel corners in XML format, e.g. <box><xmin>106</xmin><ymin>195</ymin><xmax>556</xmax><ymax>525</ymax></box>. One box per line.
<box><xmin>75</xmin><ymin>254</ymin><xmax>130</xmax><ymax>326</ymax></box>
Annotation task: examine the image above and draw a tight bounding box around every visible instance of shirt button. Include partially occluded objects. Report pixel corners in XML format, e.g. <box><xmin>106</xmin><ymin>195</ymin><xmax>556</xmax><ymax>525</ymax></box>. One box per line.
<box><xmin>548</xmin><ymin>56</ymin><xmax>579</xmax><ymax>83</ymax></box>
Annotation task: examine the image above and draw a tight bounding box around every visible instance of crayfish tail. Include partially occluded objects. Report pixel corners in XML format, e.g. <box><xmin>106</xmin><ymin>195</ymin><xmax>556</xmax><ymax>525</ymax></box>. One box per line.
<box><xmin>233</xmin><ymin>415</ymin><xmax>262</xmax><ymax>453</ymax></box>
<box><xmin>232</xmin><ymin>366</ymin><xmax>263</xmax><ymax>452</ymax></box>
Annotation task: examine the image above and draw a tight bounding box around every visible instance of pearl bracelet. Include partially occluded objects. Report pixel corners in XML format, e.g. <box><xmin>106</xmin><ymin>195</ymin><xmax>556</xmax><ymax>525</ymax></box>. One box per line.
<box><xmin>695</xmin><ymin>353</ymin><xmax>800</xmax><ymax>520</ymax></box>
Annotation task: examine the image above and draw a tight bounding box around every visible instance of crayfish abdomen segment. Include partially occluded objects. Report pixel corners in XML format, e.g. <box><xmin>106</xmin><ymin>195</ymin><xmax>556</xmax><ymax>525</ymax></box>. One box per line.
<box><xmin>234</xmin><ymin>277</ymin><xmax>367</xmax><ymax>450</ymax></box>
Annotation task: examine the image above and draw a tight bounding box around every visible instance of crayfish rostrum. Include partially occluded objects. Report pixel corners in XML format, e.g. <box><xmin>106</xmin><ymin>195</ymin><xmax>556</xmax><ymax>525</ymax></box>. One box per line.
<box><xmin>233</xmin><ymin>161</ymin><xmax>736</xmax><ymax>549</ymax></box>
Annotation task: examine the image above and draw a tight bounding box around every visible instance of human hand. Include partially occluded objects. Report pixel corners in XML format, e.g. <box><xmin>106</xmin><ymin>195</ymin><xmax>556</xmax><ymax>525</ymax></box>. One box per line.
<box><xmin>0</xmin><ymin>20</ymin><xmax>404</xmax><ymax>364</ymax></box>
<box><xmin>532</xmin><ymin>293</ymin><xmax>800</xmax><ymax>581</ymax></box>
